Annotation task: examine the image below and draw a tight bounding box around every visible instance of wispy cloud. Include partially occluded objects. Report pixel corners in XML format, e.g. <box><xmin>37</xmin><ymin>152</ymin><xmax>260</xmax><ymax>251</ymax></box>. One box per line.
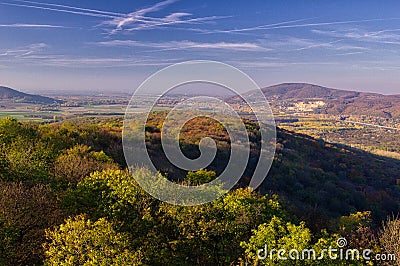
<box><xmin>20</xmin><ymin>56</ymin><xmax>181</xmax><ymax>68</ymax></box>
<box><xmin>96</xmin><ymin>40</ymin><xmax>270</xmax><ymax>51</ymax></box>
<box><xmin>312</xmin><ymin>28</ymin><xmax>400</xmax><ymax>45</ymax></box>
<box><xmin>1</xmin><ymin>0</ymin><xmax>119</xmax><ymax>18</ymax></box>
<box><xmin>334</xmin><ymin>45</ymin><xmax>368</xmax><ymax>51</ymax></box>
<box><xmin>0</xmin><ymin>42</ymin><xmax>181</xmax><ymax>67</ymax></box>
<box><xmin>0</xmin><ymin>23</ymin><xmax>64</xmax><ymax>28</ymax></box>
<box><xmin>232</xmin><ymin>60</ymin><xmax>342</xmax><ymax>69</ymax></box>
<box><xmin>293</xmin><ymin>39</ymin><xmax>343</xmax><ymax>51</ymax></box>
<box><xmin>13</xmin><ymin>0</ymin><xmax>124</xmax><ymax>16</ymax></box>
<box><xmin>258</xmin><ymin>36</ymin><xmax>369</xmax><ymax>53</ymax></box>
<box><xmin>120</xmin><ymin>15</ymin><xmax>229</xmax><ymax>32</ymax></box>
<box><xmin>2</xmin><ymin>0</ymin><xmax>228</xmax><ymax>34</ymax></box>
<box><xmin>202</xmin><ymin>18</ymin><xmax>400</xmax><ymax>34</ymax></box>
<box><xmin>108</xmin><ymin>0</ymin><xmax>178</xmax><ymax>31</ymax></box>
<box><xmin>200</xmin><ymin>18</ymin><xmax>315</xmax><ymax>34</ymax></box>
<box><xmin>0</xmin><ymin>43</ymin><xmax>47</xmax><ymax>57</ymax></box>
<box><xmin>334</xmin><ymin>51</ymin><xmax>364</xmax><ymax>56</ymax></box>
<box><xmin>103</xmin><ymin>0</ymin><xmax>228</xmax><ymax>33</ymax></box>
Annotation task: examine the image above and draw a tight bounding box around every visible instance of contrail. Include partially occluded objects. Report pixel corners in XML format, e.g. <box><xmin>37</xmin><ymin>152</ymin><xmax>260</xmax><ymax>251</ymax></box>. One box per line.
<box><xmin>0</xmin><ymin>2</ymin><xmax>118</xmax><ymax>18</ymax></box>
<box><xmin>262</xmin><ymin>18</ymin><xmax>400</xmax><ymax>30</ymax></box>
<box><xmin>202</xmin><ymin>18</ymin><xmax>315</xmax><ymax>34</ymax></box>
<box><xmin>11</xmin><ymin>0</ymin><xmax>125</xmax><ymax>16</ymax></box>
<box><xmin>0</xmin><ymin>23</ymin><xmax>64</xmax><ymax>28</ymax></box>
<box><xmin>2</xmin><ymin>0</ymin><xmax>214</xmax><ymax>33</ymax></box>
<box><xmin>208</xmin><ymin>17</ymin><xmax>400</xmax><ymax>34</ymax></box>
<box><xmin>294</xmin><ymin>39</ymin><xmax>343</xmax><ymax>51</ymax></box>
<box><xmin>123</xmin><ymin>16</ymin><xmax>230</xmax><ymax>31</ymax></box>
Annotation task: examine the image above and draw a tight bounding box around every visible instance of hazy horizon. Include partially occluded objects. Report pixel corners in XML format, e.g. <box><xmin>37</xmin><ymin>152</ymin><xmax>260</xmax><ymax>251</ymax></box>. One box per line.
<box><xmin>2</xmin><ymin>81</ymin><xmax>398</xmax><ymax>97</ymax></box>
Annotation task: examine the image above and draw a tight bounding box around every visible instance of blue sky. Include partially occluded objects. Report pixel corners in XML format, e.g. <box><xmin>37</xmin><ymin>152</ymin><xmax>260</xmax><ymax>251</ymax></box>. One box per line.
<box><xmin>1</xmin><ymin>0</ymin><xmax>400</xmax><ymax>94</ymax></box>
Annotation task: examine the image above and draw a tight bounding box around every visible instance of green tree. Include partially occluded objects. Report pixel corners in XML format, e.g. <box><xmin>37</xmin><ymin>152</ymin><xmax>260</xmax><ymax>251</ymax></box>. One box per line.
<box><xmin>185</xmin><ymin>169</ymin><xmax>217</xmax><ymax>185</ymax></box>
<box><xmin>43</xmin><ymin>214</ymin><xmax>141</xmax><ymax>266</ymax></box>
<box><xmin>0</xmin><ymin>136</ymin><xmax>54</xmax><ymax>183</ymax></box>
<box><xmin>0</xmin><ymin>217</ymin><xmax>18</xmax><ymax>265</ymax></box>
<box><xmin>62</xmin><ymin>169</ymin><xmax>160</xmax><ymax>264</ymax></box>
<box><xmin>379</xmin><ymin>215</ymin><xmax>400</xmax><ymax>266</ymax></box>
<box><xmin>0</xmin><ymin>182</ymin><xmax>64</xmax><ymax>265</ymax></box>
<box><xmin>337</xmin><ymin>211</ymin><xmax>379</xmax><ymax>259</ymax></box>
<box><xmin>159</xmin><ymin>188</ymin><xmax>284</xmax><ymax>265</ymax></box>
<box><xmin>339</xmin><ymin>211</ymin><xmax>372</xmax><ymax>234</ymax></box>
<box><xmin>240</xmin><ymin>216</ymin><xmax>312</xmax><ymax>265</ymax></box>
<box><xmin>240</xmin><ymin>216</ymin><xmax>367</xmax><ymax>266</ymax></box>
<box><xmin>53</xmin><ymin>144</ymin><xmax>118</xmax><ymax>187</ymax></box>
<box><xmin>0</xmin><ymin>117</ymin><xmax>22</xmax><ymax>144</ymax></box>
<box><xmin>63</xmin><ymin>169</ymin><xmax>156</xmax><ymax>226</ymax></box>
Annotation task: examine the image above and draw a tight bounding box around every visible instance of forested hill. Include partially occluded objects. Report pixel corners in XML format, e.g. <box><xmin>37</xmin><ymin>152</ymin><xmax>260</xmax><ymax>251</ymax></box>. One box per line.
<box><xmin>265</xmin><ymin>128</ymin><xmax>400</xmax><ymax>227</ymax></box>
<box><xmin>0</xmin><ymin>85</ymin><xmax>62</xmax><ymax>104</ymax></box>
<box><xmin>260</xmin><ymin>83</ymin><xmax>363</xmax><ymax>99</ymax></box>
<box><xmin>142</xmin><ymin>113</ymin><xmax>400</xmax><ymax>225</ymax></box>
<box><xmin>0</xmin><ymin>116</ymin><xmax>399</xmax><ymax>264</ymax></box>
<box><xmin>236</xmin><ymin>83</ymin><xmax>400</xmax><ymax>118</ymax></box>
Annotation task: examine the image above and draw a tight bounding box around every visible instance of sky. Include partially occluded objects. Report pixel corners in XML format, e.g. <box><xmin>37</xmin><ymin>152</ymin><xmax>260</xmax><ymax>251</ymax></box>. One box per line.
<box><xmin>1</xmin><ymin>0</ymin><xmax>400</xmax><ymax>94</ymax></box>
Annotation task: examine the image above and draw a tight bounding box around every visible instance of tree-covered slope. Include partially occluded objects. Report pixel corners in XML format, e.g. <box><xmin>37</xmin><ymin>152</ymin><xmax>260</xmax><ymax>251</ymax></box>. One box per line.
<box><xmin>234</xmin><ymin>83</ymin><xmax>400</xmax><ymax>118</ymax></box>
<box><xmin>0</xmin><ymin>85</ymin><xmax>62</xmax><ymax>104</ymax></box>
<box><xmin>142</xmin><ymin>113</ymin><xmax>400</xmax><ymax>227</ymax></box>
<box><xmin>0</xmin><ymin>116</ymin><xmax>399</xmax><ymax>265</ymax></box>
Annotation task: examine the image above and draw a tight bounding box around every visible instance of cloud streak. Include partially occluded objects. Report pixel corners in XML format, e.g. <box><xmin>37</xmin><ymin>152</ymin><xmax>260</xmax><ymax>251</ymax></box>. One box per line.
<box><xmin>312</xmin><ymin>28</ymin><xmax>400</xmax><ymax>45</ymax></box>
<box><xmin>0</xmin><ymin>2</ymin><xmax>116</xmax><ymax>18</ymax></box>
<box><xmin>120</xmin><ymin>15</ymin><xmax>229</xmax><ymax>32</ymax></box>
<box><xmin>258</xmin><ymin>37</ymin><xmax>346</xmax><ymax>53</ymax></box>
<box><xmin>0</xmin><ymin>43</ymin><xmax>48</xmax><ymax>57</ymax></box>
<box><xmin>13</xmin><ymin>0</ymin><xmax>124</xmax><ymax>16</ymax></box>
<box><xmin>293</xmin><ymin>39</ymin><xmax>343</xmax><ymax>51</ymax></box>
<box><xmin>0</xmin><ymin>23</ymin><xmax>64</xmax><ymax>28</ymax></box>
<box><xmin>109</xmin><ymin>0</ymin><xmax>178</xmax><ymax>30</ymax></box>
<box><xmin>103</xmin><ymin>0</ymin><xmax>228</xmax><ymax>33</ymax></box>
<box><xmin>202</xmin><ymin>18</ymin><xmax>400</xmax><ymax>34</ymax></box>
<box><xmin>2</xmin><ymin>0</ymin><xmax>228</xmax><ymax>34</ymax></box>
<box><xmin>13</xmin><ymin>55</ymin><xmax>182</xmax><ymax>68</ymax></box>
<box><xmin>96</xmin><ymin>40</ymin><xmax>270</xmax><ymax>51</ymax></box>
<box><xmin>335</xmin><ymin>51</ymin><xmax>364</xmax><ymax>56</ymax></box>
<box><xmin>0</xmin><ymin>41</ymin><xmax>182</xmax><ymax>67</ymax></box>
<box><xmin>230</xmin><ymin>60</ymin><xmax>343</xmax><ymax>69</ymax></box>
<box><xmin>200</xmin><ymin>18</ymin><xmax>315</xmax><ymax>34</ymax></box>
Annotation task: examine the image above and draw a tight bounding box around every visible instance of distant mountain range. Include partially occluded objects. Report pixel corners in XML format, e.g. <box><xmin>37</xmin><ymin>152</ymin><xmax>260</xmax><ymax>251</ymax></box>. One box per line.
<box><xmin>0</xmin><ymin>86</ymin><xmax>62</xmax><ymax>104</ymax></box>
<box><xmin>238</xmin><ymin>83</ymin><xmax>400</xmax><ymax>118</ymax></box>
<box><xmin>259</xmin><ymin>83</ymin><xmax>364</xmax><ymax>99</ymax></box>
<box><xmin>2</xmin><ymin>83</ymin><xmax>399</xmax><ymax>117</ymax></box>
